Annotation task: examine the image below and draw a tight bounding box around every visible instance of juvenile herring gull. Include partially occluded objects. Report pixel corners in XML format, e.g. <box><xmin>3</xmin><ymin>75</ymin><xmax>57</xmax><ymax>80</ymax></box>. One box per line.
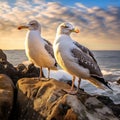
<box><xmin>18</xmin><ymin>20</ymin><xmax>57</xmax><ymax>79</ymax></box>
<box><xmin>53</xmin><ymin>22</ymin><xmax>112</xmax><ymax>94</ymax></box>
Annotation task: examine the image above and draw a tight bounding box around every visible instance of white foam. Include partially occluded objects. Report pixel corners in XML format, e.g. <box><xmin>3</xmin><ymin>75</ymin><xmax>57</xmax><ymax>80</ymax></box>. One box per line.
<box><xmin>102</xmin><ymin>70</ymin><xmax>112</xmax><ymax>75</ymax></box>
<box><xmin>102</xmin><ymin>69</ymin><xmax>120</xmax><ymax>76</ymax></box>
<box><xmin>43</xmin><ymin>68</ymin><xmax>74</xmax><ymax>80</ymax></box>
<box><xmin>43</xmin><ymin>68</ymin><xmax>120</xmax><ymax>104</ymax></box>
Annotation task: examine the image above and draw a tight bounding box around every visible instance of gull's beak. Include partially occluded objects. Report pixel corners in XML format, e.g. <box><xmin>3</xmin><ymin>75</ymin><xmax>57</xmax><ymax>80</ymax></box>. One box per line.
<box><xmin>18</xmin><ymin>25</ymin><xmax>29</xmax><ymax>30</ymax></box>
<box><xmin>71</xmin><ymin>27</ymin><xmax>80</xmax><ymax>33</ymax></box>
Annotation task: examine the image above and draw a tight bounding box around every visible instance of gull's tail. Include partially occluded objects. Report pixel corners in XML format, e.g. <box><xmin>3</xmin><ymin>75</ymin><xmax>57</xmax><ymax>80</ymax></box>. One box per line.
<box><xmin>91</xmin><ymin>75</ymin><xmax>113</xmax><ymax>91</ymax></box>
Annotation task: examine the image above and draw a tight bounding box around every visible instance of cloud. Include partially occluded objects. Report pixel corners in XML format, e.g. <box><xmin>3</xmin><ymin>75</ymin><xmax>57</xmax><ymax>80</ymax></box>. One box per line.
<box><xmin>0</xmin><ymin>0</ymin><xmax>120</xmax><ymax>50</ymax></box>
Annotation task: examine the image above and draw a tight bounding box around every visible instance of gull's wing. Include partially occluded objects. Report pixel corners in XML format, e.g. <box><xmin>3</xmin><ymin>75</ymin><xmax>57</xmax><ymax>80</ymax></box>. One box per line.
<box><xmin>44</xmin><ymin>39</ymin><xmax>52</xmax><ymax>46</ymax></box>
<box><xmin>43</xmin><ymin>39</ymin><xmax>57</xmax><ymax>66</ymax></box>
<box><xmin>44</xmin><ymin>39</ymin><xmax>54</xmax><ymax>58</ymax></box>
<box><xmin>71</xmin><ymin>47</ymin><xmax>102</xmax><ymax>77</ymax></box>
<box><xmin>74</xmin><ymin>42</ymin><xmax>97</xmax><ymax>63</ymax></box>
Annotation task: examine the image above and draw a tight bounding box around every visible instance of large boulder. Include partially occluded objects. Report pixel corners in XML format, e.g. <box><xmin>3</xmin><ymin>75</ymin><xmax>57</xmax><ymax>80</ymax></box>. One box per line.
<box><xmin>0</xmin><ymin>74</ymin><xmax>14</xmax><ymax>120</ymax></box>
<box><xmin>17</xmin><ymin>78</ymin><xmax>119</xmax><ymax>120</ymax></box>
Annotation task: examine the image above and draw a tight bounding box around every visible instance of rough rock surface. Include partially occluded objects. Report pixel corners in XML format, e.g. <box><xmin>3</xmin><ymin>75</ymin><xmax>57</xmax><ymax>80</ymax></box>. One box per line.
<box><xmin>0</xmin><ymin>74</ymin><xmax>14</xmax><ymax>120</ymax></box>
<box><xmin>117</xmin><ymin>78</ymin><xmax>120</xmax><ymax>85</ymax></box>
<box><xmin>17</xmin><ymin>78</ymin><xmax>119</xmax><ymax>120</ymax></box>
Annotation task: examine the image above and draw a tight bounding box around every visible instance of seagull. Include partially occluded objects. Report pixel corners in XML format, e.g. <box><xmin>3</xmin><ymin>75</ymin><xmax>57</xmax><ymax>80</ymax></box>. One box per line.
<box><xmin>53</xmin><ymin>22</ymin><xmax>112</xmax><ymax>94</ymax></box>
<box><xmin>18</xmin><ymin>20</ymin><xmax>57</xmax><ymax>80</ymax></box>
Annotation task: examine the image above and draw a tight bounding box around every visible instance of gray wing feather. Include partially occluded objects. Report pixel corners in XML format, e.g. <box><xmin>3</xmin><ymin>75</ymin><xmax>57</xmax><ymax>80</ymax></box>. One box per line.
<box><xmin>43</xmin><ymin>39</ymin><xmax>57</xmax><ymax>66</ymax></box>
<box><xmin>74</xmin><ymin>42</ymin><xmax>97</xmax><ymax>63</ymax></box>
<box><xmin>43</xmin><ymin>39</ymin><xmax>54</xmax><ymax>58</ymax></box>
<box><xmin>71</xmin><ymin>48</ymin><xmax>103</xmax><ymax>77</ymax></box>
<box><xmin>44</xmin><ymin>39</ymin><xmax>52</xmax><ymax>46</ymax></box>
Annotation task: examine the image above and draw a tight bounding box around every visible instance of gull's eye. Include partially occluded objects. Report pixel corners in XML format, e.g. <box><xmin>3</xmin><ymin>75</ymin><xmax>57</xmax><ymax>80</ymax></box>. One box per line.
<box><xmin>30</xmin><ymin>23</ymin><xmax>35</xmax><ymax>25</ymax></box>
<box><xmin>64</xmin><ymin>26</ymin><xmax>69</xmax><ymax>28</ymax></box>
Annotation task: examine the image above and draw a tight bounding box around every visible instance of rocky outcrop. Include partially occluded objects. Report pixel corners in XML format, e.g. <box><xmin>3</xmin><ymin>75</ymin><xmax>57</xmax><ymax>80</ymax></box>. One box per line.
<box><xmin>16</xmin><ymin>78</ymin><xmax>119</xmax><ymax>120</ymax></box>
<box><xmin>0</xmin><ymin>74</ymin><xmax>14</xmax><ymax>120</ymax></box>
<box><xmin>0</xmin><ymin>49</ymin><xmax>120</xmax><ymax>120</ymax></box>
<box><xmin>0</xmin><ymin>49</ymin><xmax>41</xmax><ymax>84</ymax></box>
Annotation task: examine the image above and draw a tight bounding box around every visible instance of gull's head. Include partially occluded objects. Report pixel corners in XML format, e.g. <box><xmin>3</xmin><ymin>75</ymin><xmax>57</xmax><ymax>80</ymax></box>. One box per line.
<box><xmin>57</xmin><ymin>22</ymin><xmax>80</xmax><ymax>36</ymax></box>
<box><xmin>18</xmin><ymin>20</ymin><xmax>41</xmax><ymax>31</ymax></box>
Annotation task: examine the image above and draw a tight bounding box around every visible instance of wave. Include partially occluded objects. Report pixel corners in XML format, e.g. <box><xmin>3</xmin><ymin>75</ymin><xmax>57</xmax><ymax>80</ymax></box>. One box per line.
<box><xmin>102</xmin><ymin>70</ymin><xmax>112</xmax><ymax>75</ymax></box>
<box><xmin>102</xmin><ymin>69</ymin><xmax>120</xmax><ymax>80</ymax></box>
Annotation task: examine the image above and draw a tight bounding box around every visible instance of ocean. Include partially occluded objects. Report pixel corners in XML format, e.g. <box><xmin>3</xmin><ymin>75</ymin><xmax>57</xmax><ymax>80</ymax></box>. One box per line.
<box><xmin>3</xmin><ymin>50</ymin><xmax>120</xmax><ymax>104</ymax></box>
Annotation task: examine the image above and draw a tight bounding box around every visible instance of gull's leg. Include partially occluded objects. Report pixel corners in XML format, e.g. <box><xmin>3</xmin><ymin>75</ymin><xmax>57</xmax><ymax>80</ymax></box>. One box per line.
<box><xmin>47</xmin><ymin>68</ymin><xmax>50</xmax><ymax>80</ymax></box>
<box><xmin>63</xmin><ymin>76</ymin><xmax>78</xmax><ymax>95</ymax></box>
<box><xmin>70</xmin><ymin>76</ymin><xmax>76</xmax><ymax>91</ymax></box>
<box><xmin>34</xmin><ymin>66</ymin><xmax>42</xmax><ymax>81</ymax></box>
<box><xmin>39</xmin><ymin>67</ymin><xmax>43</xmax><ymax>80</ymax></box>
<box><xmin>77</xmin><ymin>78</ymin><xmax>81</xmax><ymax>92</ymax></box>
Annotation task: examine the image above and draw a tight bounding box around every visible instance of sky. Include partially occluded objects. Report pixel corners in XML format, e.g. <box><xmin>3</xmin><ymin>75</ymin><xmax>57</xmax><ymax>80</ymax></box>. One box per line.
<box><xmin>0</xmin><ymin>0</ymin><xmax>120</xmax><ymax>50</ymax></box>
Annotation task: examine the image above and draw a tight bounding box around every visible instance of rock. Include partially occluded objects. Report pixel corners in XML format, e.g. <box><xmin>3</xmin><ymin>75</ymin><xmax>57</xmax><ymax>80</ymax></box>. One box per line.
<box><xmin>0</xmin><ymin>51</ymin><xmax>17</xmax><ymax>84</ymax></box>
<box><xmin>0</xmin><ymin>63</ymin><xmax>5</xmax><ymax>73</ymax></box>
<box><xmin>17</xmin><ymin>64</ymin><xmax>27</xmax><ymax>74</ymax></box>
<box><xmin>0</xmin><ymin>50</ymin><xmax>43</xmax><ymax>84</ymax></box>
<box><xmin>16</xmin><ymin>64</ymin><xmax>28</xmax><ymax>78</ymax></box>
<box><xmin>0</xmin><ymin>58</ymin><xmax>41</xmax><ymax>85</ymax></box>
<box><xmin>26</xmin><ymin>63</ymin><xmax>40</xmax><ymax>77</ymax></box>
<box><xmin>3</xmin><ymin>62</ymin><xmax>17</xmax><ymax>79</ymax></box>
<box><xmin>0</xmin><ymin>62</ymin><xmax>41</xmax><ymax>85</ymax></box>
<box><xmin>0</xmin><ymin>49</ymin><xmax>7</xmax><ymax>62</ymax></box>
<box><xmin>16</xmin><ymin>63</ymin><xmax>40</xmax><ymax>79</ymax></box>
<box><xmin>0</xmin><ymin>74</ymin><xmax>14</xmax><ymax>120</ymax></box>
<box><xmin>16</xmin><ymin>78</ymin><xmax>119</xmax><ymax>120</ymax></box>
<box><xmin>117</xmin><ymin>78</ymin><xmax>120</xmax><ymax>85</ymax></box>
<box><xmin>97</xmin><ymin>95</ymin><xmax>120</xmax><ymax>119</ymax></box>
<box><xmin>0</xmin><ymin>61</ymin><xmax>17</xmax><ymax>84</ymax></box>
